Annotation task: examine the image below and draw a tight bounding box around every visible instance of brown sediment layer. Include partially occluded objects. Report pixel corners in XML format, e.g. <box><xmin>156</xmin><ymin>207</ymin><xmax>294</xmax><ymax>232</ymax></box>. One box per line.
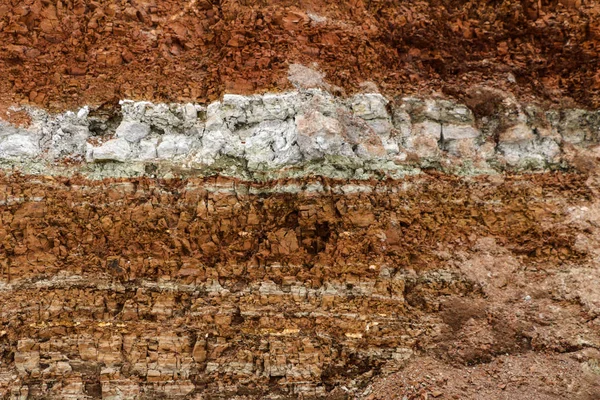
<box><xmin>1</xmin><ymin>1</ymin><xmax>599</xmax><ymax>112</ymax></box>
<box><xmin>368</xmin><ymin>353</ymin><xmax>600</xmax><ymax>399</ymax></box>
<box><xmin>2</xmin><ymin>171</ymin><xmax>600</xmax><ymax>398</ymax></box>
<box><xmin>0</xmin><ymin>172</ymin><xmax>591</xmax><ymax>279</ymax></box>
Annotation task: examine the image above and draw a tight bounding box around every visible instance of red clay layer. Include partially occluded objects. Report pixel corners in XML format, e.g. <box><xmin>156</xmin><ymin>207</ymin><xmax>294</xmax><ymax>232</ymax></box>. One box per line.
<box><xmin>1</xmin><ymin>0</ymin><xmax>599</xmax><ymax>112</ymax></box>
<box><xmin>1</xmin><ymin>171</ymin><xmax>598</xmax><ymax>397</ymax></box>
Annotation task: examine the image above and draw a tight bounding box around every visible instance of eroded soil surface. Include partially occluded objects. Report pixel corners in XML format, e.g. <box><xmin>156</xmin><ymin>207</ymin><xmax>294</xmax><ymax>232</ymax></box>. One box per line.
<box><xmin>1</xmin><ymin>0</ymin><xmax>600</xmax><ymax>111</ymax></box>
<box><xmin>367</xmin><ymin>353</ymin><xmax>600</xmax><ymax>399</ymax></box>
<box><xmin>2</xmin><ymin>1</ymin><xmax>600</xmax><ymax>398</ymax></box>
<box><xmin>2</xmin><ymin>171</ymin><xmax>600</xmax><ymax>398</ymax></box>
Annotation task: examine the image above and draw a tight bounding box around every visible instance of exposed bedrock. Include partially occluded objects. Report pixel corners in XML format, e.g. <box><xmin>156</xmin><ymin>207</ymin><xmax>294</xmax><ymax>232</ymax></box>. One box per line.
<box><xmin>2</xmin><ymin>172</ymin><xmax>600</xmax><ymax>398</ymax></box>
<box><xmin>2</xmin><ymin>0</ymin><xmax>600</xmax><ymax>398</ymax></box>
<box><xmin>2</xmin><ymin>87</ymin><xmax>600</xmax><ymax>179</ymax></box>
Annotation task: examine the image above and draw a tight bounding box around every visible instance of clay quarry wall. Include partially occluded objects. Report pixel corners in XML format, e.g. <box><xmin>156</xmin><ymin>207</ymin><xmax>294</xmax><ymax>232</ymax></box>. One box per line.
<box><xmin>2</xmin><ymin>1</ymin><xmax>600</xmax><ymax>399</ymax></box>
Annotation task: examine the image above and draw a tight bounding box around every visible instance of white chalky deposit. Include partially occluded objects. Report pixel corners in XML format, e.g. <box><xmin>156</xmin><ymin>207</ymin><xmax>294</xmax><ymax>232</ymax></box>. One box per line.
<box><xmin>1</xmin><ymin>88</ymin><xmax>599</xmax><ymax>178</ymax></box>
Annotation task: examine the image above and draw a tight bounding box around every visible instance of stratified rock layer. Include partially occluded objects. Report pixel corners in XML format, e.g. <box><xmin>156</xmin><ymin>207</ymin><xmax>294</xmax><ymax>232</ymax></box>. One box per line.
<box><xmin>2</xmin><ymin>171</ymin><xmax>600</xmax><ymax>399</ymax></box>
<box><xmin>1</xmin><ymin>0</ymin><xmax>599</xmax><ymax>111</ymax></box>
<box><xmin>2</xmin><ymin>1</ymin><xmax>600</xmax><ymax>399</ymax></box>
<box><xmin>1</xmin><ymin>89</ymin><xmax>600</xmax><ymax>179</ymax></box>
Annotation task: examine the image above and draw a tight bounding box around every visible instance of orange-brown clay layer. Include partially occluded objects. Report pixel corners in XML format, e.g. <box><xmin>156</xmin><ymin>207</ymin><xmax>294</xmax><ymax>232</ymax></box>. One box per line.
<box><xmin>2</xmin><ymin>171</ymin><xmax>600</xmax><ymax>398</ymax></box>
<box><xmin>1</xmin><ymin>0</ymin><xmax>599</xmax><ymax>112</ymax></box>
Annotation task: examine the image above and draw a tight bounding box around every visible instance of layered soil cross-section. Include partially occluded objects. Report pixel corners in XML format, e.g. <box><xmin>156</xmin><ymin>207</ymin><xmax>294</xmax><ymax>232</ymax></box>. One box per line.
<box><xmin>2</xmin><ymin>172</ymin><xmax>600</xmax><ymax>399</ymax></box>
<box><xmin>2</xmin><ymin>0</ymin><xmax>600</xmax><ymax>399</ymax></box>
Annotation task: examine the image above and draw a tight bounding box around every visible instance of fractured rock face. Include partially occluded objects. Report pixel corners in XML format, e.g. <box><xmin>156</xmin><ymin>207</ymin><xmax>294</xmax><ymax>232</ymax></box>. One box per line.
<box><xmin>119</xmin><ymin>100</ymin><xmax>204</xmax><ymax>134</ymax></box>
<box><xmin>557</xmin><ymin>109</ymin><xmax>600</xmax><ymax>145</ymax></box>
<box><xmin>244</xmin><ymin>119</ymin><xmax>301</xmax><ymax>168</ymax></box>
<box><xmin>440</xmin><ymin>125</ymin><xmax>481</xmax><ymax>158</ymax></box>
<box><xmin>498</xmin><ymin>123</ymin><xmax>536</xmax><ymax>144</ymax></box>
<box><xmin>49</xmin><ymin>124</ymin><xmax>89</xmax><ymax>159</ymax></box>
<box><xmin>91</xmin><ymin>138</ymin><xmax>132</xmax><ymax>162</ymax></box>
<box><xmin>157</xmin><ymin>134</ymin><xmax>193</xmax><ymax>159</ymax></box>
<box><xmin>1</xmin><ymin>172</ymin><xmax>598</xmax><ymax>398</ymax></box>
<box><xmin>137</xmin><ymin>137</ymin><xmax>159</xmax><ymax>161</ymax></box>
<box><xmin>3</xmin><ymin>3</ymin><xmax>600</xmax><ymax>399</ymax></box>
<box><xmin>296</xmin><ymin>110</ymin><xmax>350</xmax><ymax>160</ymax></box>
<box><xmin>349</xmin><ymin>94</ymin><xmax>397</xmax><ymax>154</ymax></box>
<box><xmin>116</xmin><ymin>121</ymin><xmax>151</xmax><ymax>143</ymax></box>
<box><xmin>406</xmin><ymin>121</ymin><xmax>442</xmax><ymax>159</ymax></box>
<box><xmin>0</xmin><ymin>134</ymin><xmax>39</xmax><ymax>159</ymax></box>
<box><xmin>349</xmin><ymin>93</ymin><xmax>389</xmax><ymax>121</ymax></box>
<box><xmin>0</xmin><ymin>88</ymin><xmax>599</xmax><ymax>176</ymax></box>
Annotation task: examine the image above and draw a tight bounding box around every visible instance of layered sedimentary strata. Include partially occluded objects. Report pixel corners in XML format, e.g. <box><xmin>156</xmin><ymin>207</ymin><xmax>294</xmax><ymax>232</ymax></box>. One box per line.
<box><xmin>2</xmin><ymin>0</ymin><xmax>600</xmax><ymax>398</ymax></box>
<box><xmin>1</xmin><ymin>86</ymin><xmax>600</xmax><ymax>180</ymax></box>
<box><xmin>2</xmin><ymin>170</ymin><xmax>600</xmax><ymax>398</ymax></box>
<box><xmin>1</xmin><ymin>80</ymin><xmax>600</xmax><ymax>398</ymax></box>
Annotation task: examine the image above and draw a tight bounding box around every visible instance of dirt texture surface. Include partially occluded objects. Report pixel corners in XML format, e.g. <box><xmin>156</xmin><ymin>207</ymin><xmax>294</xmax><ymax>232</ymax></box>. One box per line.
<box><xmin>1</xmin><ymin>0</ymin><xmax>600</xmax><ymax>111</ymax></box>
<box><xmin>2</xmin><ymin>171</ymin><xmax>600</xmax><ymax>398</ymax></box>
<box><xmin>367</xmin><ymin>353</ymin><xmax>600</xmax><ymax>399</ymax></box>
<box><xmin>2</xmin><ymin>1</ymin><xmax>600</xmax><ymax>399</ymax></box>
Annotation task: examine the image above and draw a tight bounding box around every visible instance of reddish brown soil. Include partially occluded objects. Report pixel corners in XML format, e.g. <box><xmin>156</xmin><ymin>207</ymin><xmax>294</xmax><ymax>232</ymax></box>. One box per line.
<box><xmin>0</xmin><ymin>173</ymin><xmax>591</xmax><ymax>282</ymax></box>
<box><xmin>367</xmin><ymin>353</ymin><xmax>600</xmax><ymax>399</ymax></box>
<box><xmin>0</xmin><ymin>103</ymin><xmax>31</xmax><ymax>126</ymax></box>
<box><xmin>2</xmin><ymin>171</ymin><xmax>600</xmax><ymax>398</ymax></box>
<box><xmin>1</xmin><ymin>0</ymin><xmax>599</xmax><ymax>112</ymax></box>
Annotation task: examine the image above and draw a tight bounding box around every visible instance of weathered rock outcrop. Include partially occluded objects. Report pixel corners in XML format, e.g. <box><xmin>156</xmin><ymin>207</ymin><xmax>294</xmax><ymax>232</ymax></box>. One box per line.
<box><xmin>1</xmin><ymin>88</ymin><xmax>600</xmax><ymax>180</ymax></box>
<box><xmin>2</xmin><ymin>172</ymin><xmax>600</xmax><ymax>398</ymax></box>
<box><xmin>2</xmin><ymin>1</ymin><xmax>600</xmax><ymax>398</ymax></box>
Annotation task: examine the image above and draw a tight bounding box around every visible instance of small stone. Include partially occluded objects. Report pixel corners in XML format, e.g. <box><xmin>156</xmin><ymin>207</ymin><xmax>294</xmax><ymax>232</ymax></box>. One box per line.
<box><xmin>137</xmin><ymin>138</ymin><xmax>158</xmax><ymax>160</ymax></box>
<box><xmin>184</xmin><ymin>103</ymin><xmax>197</xmax><ymax>120</ymax></box>
<box><xmin>0</xmin><ymin>134</ymin><xmax>40</xmax><ymax>159</ymax></box>
<box><xmin>157</xmin><ymin>135</ymin><xmax>192</xmax><ymax>159</ymax></box>
<box><xmin>68</xmin><ymin>66</ymin><xmax>87</xmax><ymax>76</ymax></box>
<box><xmin>77</xmin><ymin>106</ymin><xmax>89</xmax><ymax>119</ymax></box>
<box><xmin>116</xmin><ymin>121</ymin><xmax>151</xmax><ymax>143</ymax></box>
<box><xmin>92</xmin><ymin>138</ymin><xmax>132</xmax><ymax>162</ymax></box>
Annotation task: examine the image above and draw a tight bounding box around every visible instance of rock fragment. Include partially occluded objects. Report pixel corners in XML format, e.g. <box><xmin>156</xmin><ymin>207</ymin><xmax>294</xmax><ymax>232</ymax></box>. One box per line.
<box><xmin>116</xmin><ymin>121</ymin><xmax>151</xmax><ymax>143</ymax></box>
<box><xmin>0</xmin><ymin>134</ymin><xmax>39</xmax><ymax>159</ymax></box>
<box><xmin>92</xmin><ymin>138</ymin><xmax>132</xmax><ymax>162</ymax></box>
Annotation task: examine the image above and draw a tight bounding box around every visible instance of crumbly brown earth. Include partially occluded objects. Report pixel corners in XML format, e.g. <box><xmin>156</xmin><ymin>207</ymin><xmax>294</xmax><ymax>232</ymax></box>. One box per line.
<box><xmin>3</xmin><ymin>1</ymin><xmax>600</xmax><ymax>398</ymax></box>
<box><xmin>2</xmin><ymin>171</ymin><xmax>600</xmax><ymax>398</ymax></box>
<box><xmin>366</xmin><ymin>353</ymin><xmax>600</xmax><ymax>399</ymax></box>
<box><xmin>1</xmin><ymin>0</ymin><xmax>600</xmax><ymax>111</ymax></box>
